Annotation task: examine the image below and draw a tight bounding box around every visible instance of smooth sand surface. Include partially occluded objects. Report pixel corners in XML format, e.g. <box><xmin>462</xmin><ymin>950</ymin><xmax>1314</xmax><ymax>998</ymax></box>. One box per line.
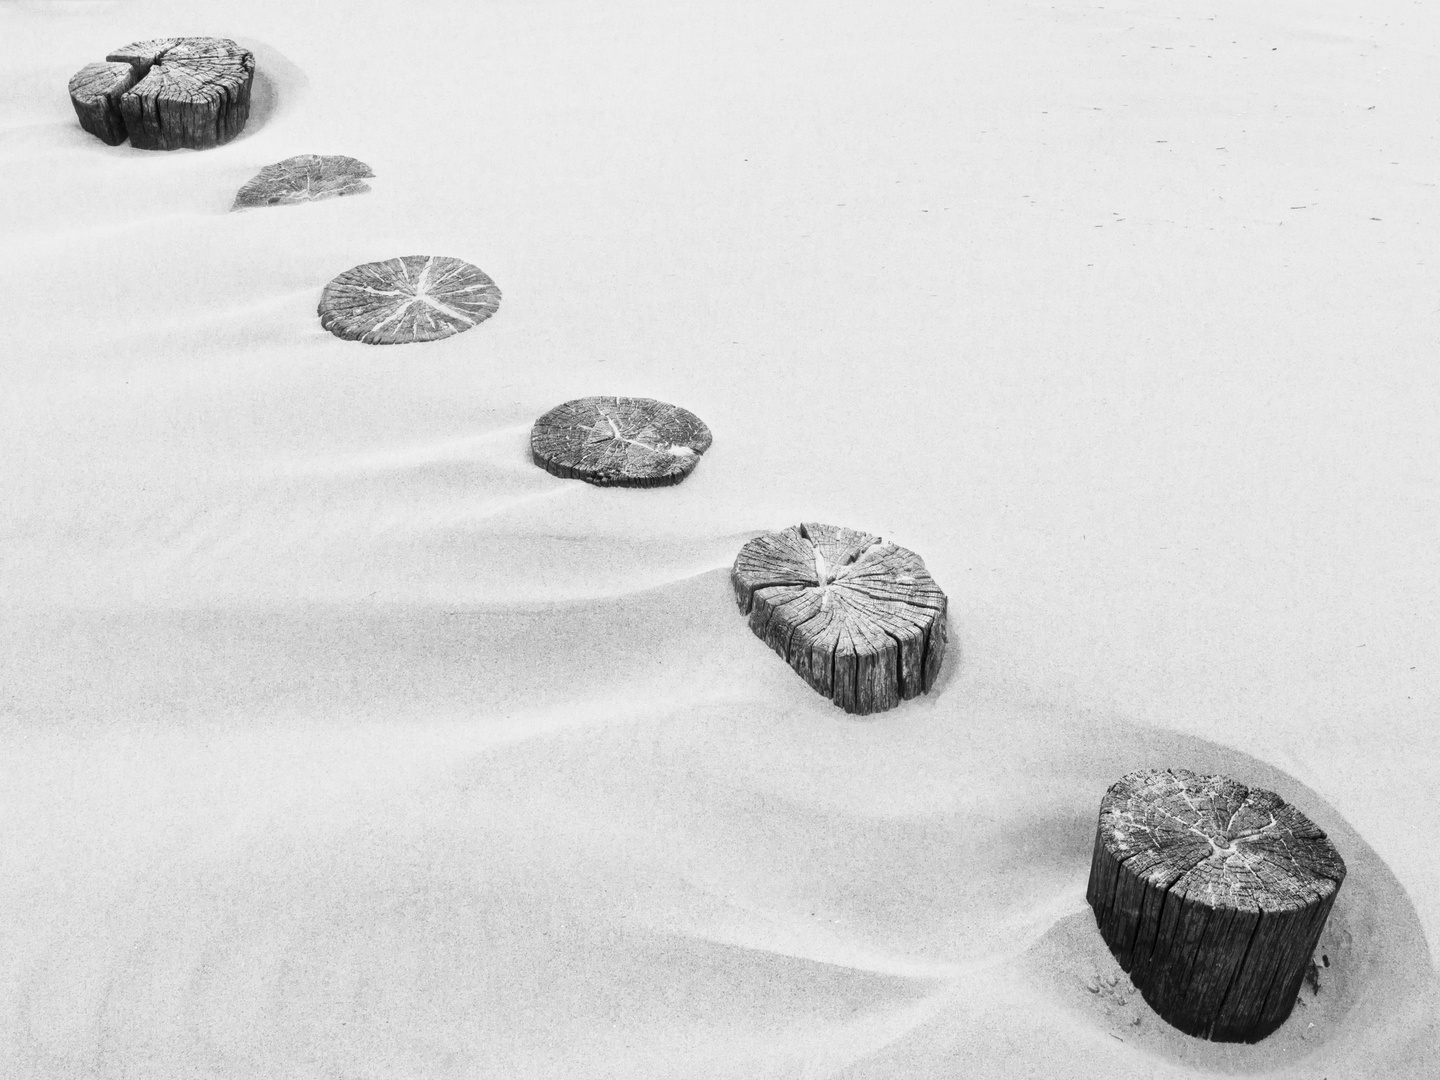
<box><xmin>2</xmin><ymin>0</ymin><xmax>1437</xmax><ymax>1076</ymax></box>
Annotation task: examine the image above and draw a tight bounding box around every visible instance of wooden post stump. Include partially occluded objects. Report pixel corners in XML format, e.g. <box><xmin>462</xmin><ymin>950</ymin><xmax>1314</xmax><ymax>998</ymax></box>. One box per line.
<box><xmin>69</xmin><ymin>38</ymin><xmax>255</xmax><ymax>150</ymax></box>
<box><xmin>318</xmin><ymin>256</ymin><xmax>501</xmax><ymax>345</ymax></box>
<box><xmin>68</xmin><ymin>61</ymin><xmax>135</xmax><ymax>146</ymax></box>
<box><xmin>731</xmin><ymin>523</ymin><xmax>947</xmax><ymax>714</ymax></box>
<box><xmin>530</xmin><ymin>397</ymin><xmax>712</xmax><ymax>487</ymax></box>
<box><xmin>1086</xmin><ymin>768</ymin><xmax>1346</xmax><ymax>1043</ymax></box>
<box><xmin>233</xmin><ymin>155</ymin><xmax>375</xmax><ymax>209</ymax></box>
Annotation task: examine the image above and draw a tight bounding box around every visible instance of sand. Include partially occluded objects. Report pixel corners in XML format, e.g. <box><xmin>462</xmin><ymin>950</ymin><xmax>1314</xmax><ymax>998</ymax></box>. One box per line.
<box><xmin>2</xmin><ymin>0</ymin><xmax>1437</xmax><ymax>1076</ymax></box>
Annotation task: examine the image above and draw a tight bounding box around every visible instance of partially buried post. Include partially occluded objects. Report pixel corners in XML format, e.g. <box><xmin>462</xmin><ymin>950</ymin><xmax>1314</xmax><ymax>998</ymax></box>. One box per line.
<box><xmin>69</xmin><ymin>38</ymin><xmax>255</xmax><ymax>150</ymax></box>
<box><xmin>530</xmin><ymin>397</ymin><xmax>712</xmax><ymax>487</ymax></box>
<box><xmin>731</xmin><ymin>523</ymin><xmax>948</xmax><ymax>714</ymax></box>
<box><xmin>233</xmin><ymin>155</ymin><xmax>375</xmax><ymax>209</ymax></box>
<box><xmin>1086</xmin><ymin>767</ymin><xmax>1346</xmax><ymax>1042</ymax></box>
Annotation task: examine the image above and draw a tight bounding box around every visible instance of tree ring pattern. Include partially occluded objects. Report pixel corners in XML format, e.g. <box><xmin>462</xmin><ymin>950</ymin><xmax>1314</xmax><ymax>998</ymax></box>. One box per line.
<box><xmin>233</xmin><ymin>155</ymin><xmax>375</xmax><ymax>210</ymax></box>
<box><xmin>318</xmin><ymin>256</ymin><xmax>501</xmax><ymax>345</ymax></box>
<box><xmin>530</xmin><ymin>397</ymin><xmax>713</xmax><ymax>487</ymax></box>
<box><xmin>731</xmin><ymin>522</ymin><xmax>948</xmax><ymax>714</ymax></box>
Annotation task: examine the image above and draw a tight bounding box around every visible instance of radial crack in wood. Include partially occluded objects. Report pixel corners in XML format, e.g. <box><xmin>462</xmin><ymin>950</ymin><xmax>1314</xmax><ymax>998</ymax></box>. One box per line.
<box><xmin>530</xmin><ymin>397</ymin><xmax>713</xmax><ymax>487</ymax></box>
<box><xmin>232</xmin><ymin>154</ymin><xmax>375</xmax><ymax>210</ymax></box>
<box><xmin>69</xmin><ymin>38</ymin><xmax>255</xmax><ymax>150</ymax></box>
<box><xmin>317</xmin><ymin>256</ymin><xmax>501</xmax><ymax>345</ymax></box>
<box><xmin>1085</xmin><ymin>767</ymin><xmax>1346</xmax><ymax>1043</ymax></box>
<box><xmin>731</xmin><ymin>523</ymin><xmax>947</xmax><ymax>714</ymax></box>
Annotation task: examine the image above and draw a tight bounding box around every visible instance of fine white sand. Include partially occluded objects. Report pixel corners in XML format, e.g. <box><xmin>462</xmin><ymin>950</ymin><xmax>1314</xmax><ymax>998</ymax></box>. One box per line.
<box><xmin>2</xmin><ymin>0</ymin><xmax>1437</xmax><ymax>1076</ymax></box>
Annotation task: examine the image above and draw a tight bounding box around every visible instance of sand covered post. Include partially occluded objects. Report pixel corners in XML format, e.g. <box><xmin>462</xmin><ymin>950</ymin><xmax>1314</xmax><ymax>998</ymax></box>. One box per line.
<box><xmin>69</xmin><ymin>38</ymin><xmax>255</xmax><ymax>150</ymax></box>
<box><xmin>233</xmin><ymin>155</ymin><xmax>375</xmax><ymax>209</ymax></box>
<box><xmin>530</xmin><ymin>397</ymin><xmax>713</xmax><ymax>487</ymax></box>
<box><xmin>731</xmin><ymin>523</ymin><xmax>947</xmax><ymax>714</ymax></box>
<box><xmin>318</xmin><ymin>256</ymin><xmax>501</xmax><ymax>344</ymax></box>
<box><xmin>1086</xmin><ymin>768</ymin><xmax>1346</xmax><ymax>1043</ymax></box>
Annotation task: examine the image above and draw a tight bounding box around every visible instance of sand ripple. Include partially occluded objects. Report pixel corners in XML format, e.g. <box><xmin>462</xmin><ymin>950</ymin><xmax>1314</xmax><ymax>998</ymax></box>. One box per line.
<box><xmin>2</xmin><ymin>573</ymin><xmax>1432</xmax><ymax>1077</ymax></box>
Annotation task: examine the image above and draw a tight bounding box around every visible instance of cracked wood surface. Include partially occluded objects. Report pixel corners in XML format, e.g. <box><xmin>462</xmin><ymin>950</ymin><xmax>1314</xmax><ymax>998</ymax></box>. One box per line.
<box><xmin>731</xmin><ymin>523</ymin><xmax>947</xmax><ymax>715</ymax></box>
<box><xmin>530</xmin><ymin>397</ymin><xmax>712</xmax><ymax>487</ymax></box>
<box><xmin>1085</xmin><ymin>767</ymin><xmax>1345</xmax><ymax>1043</ymax></box>
<box><xmin>233</xmin><ymin>155</ymin><xmax>375</xmax><ymax>210</ymax></box>
<box><xmin>318</xmin><ymin>256</ymin><xmax>501</xmax><ymax>345</ymax></box>
<box><xmin>68</xmin><ymin>61</ymin><xmax>135</xmax><ymax>146</ymax></box>
<box><xmin>69</xmin><ymin>38</ymin><xmax>254</xmax><ymax>150</ymax></box>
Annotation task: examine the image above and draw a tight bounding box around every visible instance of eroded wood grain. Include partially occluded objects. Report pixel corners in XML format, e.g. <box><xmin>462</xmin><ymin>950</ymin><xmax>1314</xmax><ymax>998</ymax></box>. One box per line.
<box><xmin>69</xmin><ymin>38</ymin><xmax>255</xmax><ymax>150</ymax></box>
<box><xmin>1085</xmin><ymin>767</ymin><xmax>1346</xmax><ymax>1043</ymax></box>
<box><xmin>530</xmin><ymin>397</ymin><xmax>713</xmax><ymax>487</ymax></box>
<box><xmin>232</xmin><ymin>155</ymin><xmax>375</xmax><ymax>210</ymax></box>
<box><xmin>318</xmin><ymin>256</ymin><xmax>502</xmax><ymax>345</ymax></box>
<box><xmin>732</xmin><ymin>523</ymin><xmax>948</xmax><ymax>714</ymax></box>
<box><xmin>68</xmin><ymin>61</ymin><xmax>136</xmax><ymax>146</ymax></box>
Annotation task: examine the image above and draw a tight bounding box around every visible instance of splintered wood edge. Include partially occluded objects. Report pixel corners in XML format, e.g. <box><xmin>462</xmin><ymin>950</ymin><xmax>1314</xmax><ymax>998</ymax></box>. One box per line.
<box><xmin>68</xmin><ymin>62</ymin><xmax>136</xmax><ymax>145</ymax></box>
<box><xmin>529</xmin><ymin>397</ymin><xmax>713</xmax><ymax>488</ymax></box>
<box><xmin>730</xmin><ymin>522</ymin><xmax>948</xmax><ymax>714</ymax></box>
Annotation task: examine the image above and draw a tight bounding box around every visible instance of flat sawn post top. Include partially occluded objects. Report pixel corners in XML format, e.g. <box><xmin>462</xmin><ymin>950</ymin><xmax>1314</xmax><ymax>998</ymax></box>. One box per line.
<box><xmin>318</xmin><ymin>255</ymin><xmax>501</xmax><ymax>345</ymax></box>
<box><xmin>1097</xmin><ymin>766</ymin><xmax>1346</xmax><ymax>911</ymax></box>
<box><xmin>233</xmin><ymin>155</ymin><xmax>376</xmax><ymax>210</ymax></box>
<box><xmin>530</xmin><ymin>396</ymin><xmax>713</xmax><ymax>488</ymax></box>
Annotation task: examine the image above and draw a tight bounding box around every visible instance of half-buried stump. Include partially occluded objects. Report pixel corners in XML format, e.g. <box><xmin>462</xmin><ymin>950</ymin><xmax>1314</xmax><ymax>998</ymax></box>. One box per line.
<box><xmin>1086</xmin><ymin>767</ymin><xmax>1346</xmax><ymax>1043</ymax></box>
<box><xmin>530</xmin><ymin>397</ymin><xmax>712</xmax><ymax>487</ymax></box>
<box><xmin>732</xmin><ymin>523</ymin><xmax>947</xmax><ymax>714</ymax></box>
<box><xmin>233</xmin><ymin>155</ymin><xmax>374</xmax><ymax>209</ymax></box>
<box><xmin>318</xmin><ymin>256</ymin><xmax>501</xmax><ymax>345</ymax></box>
<box><xmin>69</xmin><ymin>38</ymin><xmax>254</xmax><ymax>150</ymax></box>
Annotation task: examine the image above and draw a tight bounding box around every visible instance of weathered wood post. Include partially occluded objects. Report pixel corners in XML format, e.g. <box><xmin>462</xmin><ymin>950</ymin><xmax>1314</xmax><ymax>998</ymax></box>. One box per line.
<box><xmin>318</xmin><ymin>256</ymin><xmax>501</xmax><ymax>344</ymax></box>
<box><xmin>731</xmin><ymin>523</ymin><xmax>947</xmax><ymax>714</ymax></box>
<box><xmin>69</xmin><ymin>38</ymin><xmax>255</xmax><ymax>150</ymax></box>
<box><xmin>233</xmin><ymin>155</ymin><xmax>375</xmax><ymax>209</ymax></box>
<box><xmin>530</xmin><ymin>397</ymin><xmax>712</xmax><ymax>487</ymax></box>
<box><xmin>68</xmin><ymin>61</ymin><xmax>135</xmax><ymax>146</ymax></box>
<box><xmin>1086</xmin><ymin>768</ymin><xmax>1346</xmax><ymax>1042</ymax></box>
